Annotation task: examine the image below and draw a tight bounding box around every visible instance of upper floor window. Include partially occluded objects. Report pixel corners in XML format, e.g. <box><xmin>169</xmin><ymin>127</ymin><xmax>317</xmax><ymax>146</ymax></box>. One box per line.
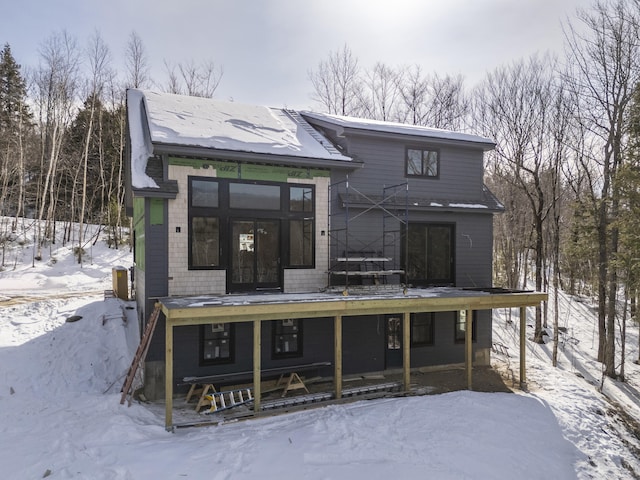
<box><xmin>406</xmin><ymin>148</ymin><xmax>439</xmax><ymax>178</ymax></box>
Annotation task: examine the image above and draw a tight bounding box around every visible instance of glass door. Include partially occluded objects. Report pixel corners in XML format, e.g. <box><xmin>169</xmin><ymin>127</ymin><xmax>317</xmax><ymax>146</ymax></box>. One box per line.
<box><xmin>385</xmin><ymin>315</ymin><xmax>403</xmax><ymax>368</ymax></box>
<box><xmin>230</xmin><ymin>219</ymin><xmax>281</xmax><ymax>292</ymax></box>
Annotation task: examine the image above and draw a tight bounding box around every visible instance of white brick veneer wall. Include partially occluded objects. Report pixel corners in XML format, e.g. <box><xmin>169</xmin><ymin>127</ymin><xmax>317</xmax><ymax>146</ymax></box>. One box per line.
<box><xmin>167</xmin><ymin>164</ymin><xmax>329</xmax><ymax>296</ymax></box>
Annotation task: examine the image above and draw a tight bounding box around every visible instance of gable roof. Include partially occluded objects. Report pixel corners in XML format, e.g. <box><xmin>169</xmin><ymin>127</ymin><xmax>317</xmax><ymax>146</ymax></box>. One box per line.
<box><xmin>126</xmin><ymin>90</ymin><xmax>353</xmax><ymax>189</ymax></box>
<box><xmin>301</xmin><ymin>111</ymin><xmax>495</xmax><ymax>150</ymax></box>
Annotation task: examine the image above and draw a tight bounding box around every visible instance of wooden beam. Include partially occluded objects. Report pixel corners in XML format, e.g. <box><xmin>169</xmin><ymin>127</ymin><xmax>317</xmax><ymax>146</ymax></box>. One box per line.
<box><xmin>161</xmin><ymin>292</ymin><xmax>549</xmax><ymax>326</ymax></box>
<box><xmin>403</xmin><ymin>311</ymin><xmax>410</xmax><ymax>392</ymax></box>
<box><xmin>253</xmin><ymin>320</ymin><xmax>261</xmax><ymax>412</ymax></box>
<box><xmin>165</xmin><ymin>320</ymin><xmax>173</xmax><ymax>431</ymax></box>
<box><xmin>465</xmin><ymin>309</ymin><xmax>473</xmax><ymax>390</ymax></box>
<box><xmin>520</xmin><ymin>306</ymin><xmax>527</xmax><ymax>389</ymax></box>
<box><xmin>334</xmin><ymin>315</ymin><xmax>342</xmax><ymax>399</ymax></box>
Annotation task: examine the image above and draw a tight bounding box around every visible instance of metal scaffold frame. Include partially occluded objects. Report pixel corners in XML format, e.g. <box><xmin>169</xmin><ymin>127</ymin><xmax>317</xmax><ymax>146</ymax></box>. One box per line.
<box><xmin>327</xmin><ymin>174</ymin><xmax>409</xmax><ymax>294</ymax></box>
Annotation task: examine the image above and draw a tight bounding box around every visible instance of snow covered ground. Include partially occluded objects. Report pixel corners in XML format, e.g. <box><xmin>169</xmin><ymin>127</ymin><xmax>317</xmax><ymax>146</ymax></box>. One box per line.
<box><xmin>1</xmin><ymin>221</ymin><xmax>640</xmax><ymax>479</ymax></box>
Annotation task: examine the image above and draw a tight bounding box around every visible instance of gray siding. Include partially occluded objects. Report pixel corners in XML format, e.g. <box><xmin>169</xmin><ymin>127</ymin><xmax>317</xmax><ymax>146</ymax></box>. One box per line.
<box><xmin>142</xmin><ymin>198</ymin><xmax>170</xmax><ymax>363</ymax></box>
<box><xmin>342</xmin><ymin>135</ymin><xmax>484</xmax><ymax>202</ymax></box>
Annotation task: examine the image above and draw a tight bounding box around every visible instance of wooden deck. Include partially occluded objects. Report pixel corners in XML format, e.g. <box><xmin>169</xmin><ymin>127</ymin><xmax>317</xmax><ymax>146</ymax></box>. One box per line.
<box><xmin>158</xmin><ymin>287</ymin><xmax>547</xmax><ymax>430</ymax></box>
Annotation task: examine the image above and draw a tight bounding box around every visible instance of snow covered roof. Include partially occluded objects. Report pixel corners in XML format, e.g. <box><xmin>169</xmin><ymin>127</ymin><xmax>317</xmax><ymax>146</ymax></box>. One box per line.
<box><xmin>126</xmin><ymin>90</ymin><xmax>352</xmax><ymax>189</ymax></box>
<box><xmin>301</xmin><ymin>111</ymin><xmax>495</xmax><ymax>149</ymax></box>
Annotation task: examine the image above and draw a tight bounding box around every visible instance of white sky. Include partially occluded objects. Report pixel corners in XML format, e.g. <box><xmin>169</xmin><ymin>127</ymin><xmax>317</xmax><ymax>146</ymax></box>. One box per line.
<box><xmin>3</xmin><ymin>0</ymin><xmax>586</xmax><ymax>110</ymax></box>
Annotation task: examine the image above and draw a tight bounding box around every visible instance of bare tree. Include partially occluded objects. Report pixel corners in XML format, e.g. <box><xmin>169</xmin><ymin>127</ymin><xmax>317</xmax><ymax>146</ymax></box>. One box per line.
<box><xmin>395</xmin><ymin>65</ymin><xmax>430</xmax><ymax>125</ymax></box>
<box><xmin>161</xmin><ymin>59</ymin><xmax>223</xmax><ymax>98</ymax></box>
<box><xmin>473</xmin><ymin>54</ymin><xmax>565</xmax><ymax>343</ymax></box>
<box><xmin>77</xmin><ymin>31</ymin><xmax>111</xmax><ymax>264</ymax></box>
<box><xmin>309</xmin><ymin>44</ymin><xmax>361</xmax><ymax>116</ymax></box>
<box><xmin>32</xmin><ymin>31</ymin><xmax>80</xmax><ymax>260</ymax></box>
<box><xmin>124</xmin><ymin>31</ymin><xmax>150</xmax><ymax>89</ymax></box>
<box><xmin>563</xmin><ymin>0</ymin><xmax>640</xmax><ymax>376</ymax></box>
<box><xmin>357</xmin><ymin>62</ymin><xmax>401</xmax><ymax>121</ymax></box>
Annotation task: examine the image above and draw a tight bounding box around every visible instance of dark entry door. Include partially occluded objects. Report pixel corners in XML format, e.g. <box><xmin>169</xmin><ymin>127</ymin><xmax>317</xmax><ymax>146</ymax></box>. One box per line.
<box><xmin>385</xmin><ymin>315</ymin><xmax>403</xmax><ymax>368</ymax></box>
<box><xmin>229</xmin><ymin>219</ymin><xmax>281</xmax><ymax>292</ymax></box>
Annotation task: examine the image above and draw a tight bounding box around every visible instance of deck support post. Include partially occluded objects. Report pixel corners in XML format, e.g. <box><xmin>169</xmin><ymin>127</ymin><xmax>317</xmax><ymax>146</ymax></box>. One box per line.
<box><xmin>165</xmin><ymin>320</ymin><xmax>173</xmax><ymax>431</ymax></box>
<box><xmin>334</xmin><ymin>315</ymin><xmax>342</xmax><ymax>399</ymax></box>
<box><xmin>520</xmin><ymin>306</ymin><xmax>527</xmax><ymax>390</ymax></box>
<box><xmin>465</xmin><ymin>309</ymin><xmax>473</xmax><ymax>390</ymax></box>
<box><xmin>403</xmin><ymin>311</ymin><xmax>411</xmax><ymax>392</ymax></box>
<box><xmin>253</xmin><ymin>320</ymin><xmax>261</xmax><ymax>413</ymax></box>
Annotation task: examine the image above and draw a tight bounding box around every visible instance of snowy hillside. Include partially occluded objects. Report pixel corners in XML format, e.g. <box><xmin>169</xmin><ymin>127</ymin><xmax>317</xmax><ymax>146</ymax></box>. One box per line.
<box><xmin>1</xmin><ymin>220</ymin><xmax>640</xmax><ymax>478</ymax></box>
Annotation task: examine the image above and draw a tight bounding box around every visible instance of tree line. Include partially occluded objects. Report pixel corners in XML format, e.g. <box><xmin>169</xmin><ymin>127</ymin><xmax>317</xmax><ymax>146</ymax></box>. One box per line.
<box><xmin>0</xmin><ymin>0</ymin><xmax>637</xmax><ymax>380</ymax></box>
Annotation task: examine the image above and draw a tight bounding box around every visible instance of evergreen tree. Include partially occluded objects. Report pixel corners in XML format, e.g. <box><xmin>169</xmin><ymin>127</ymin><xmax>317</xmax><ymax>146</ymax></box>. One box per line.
<box><xmin>0</xmin><ymin>42</ymin><xmax>32</xmax><ymax>221</ymax></box>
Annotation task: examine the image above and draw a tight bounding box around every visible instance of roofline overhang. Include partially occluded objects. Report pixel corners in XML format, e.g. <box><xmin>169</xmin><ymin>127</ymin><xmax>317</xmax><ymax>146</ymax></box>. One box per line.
<box><xmin>303</xmin><ymin>115</ymin><xmax>495</xmax><ymax>152</ymax></box>
<box><xmin>152</xmin><ymin>143</ymin><xmax>362</xmax><ymax>171</ymax></box>
<box><xmin>346</xmin><ymin>202</ymin><xmax>504</xmax><ymax>214</ymax></box>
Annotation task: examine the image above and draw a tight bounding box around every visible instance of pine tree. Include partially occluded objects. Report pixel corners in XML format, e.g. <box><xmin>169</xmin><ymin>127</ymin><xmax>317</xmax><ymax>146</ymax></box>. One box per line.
<box><xmin>0</xmin><ymin>43</ymin><xmax>32</xmax><ymax>222</ymax></box>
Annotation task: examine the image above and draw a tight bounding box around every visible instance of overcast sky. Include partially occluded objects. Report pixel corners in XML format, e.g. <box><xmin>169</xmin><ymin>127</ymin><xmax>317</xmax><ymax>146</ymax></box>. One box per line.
<box><xmin>3</xmin><ymin>0</ymin><xmax>586</xmax><ymax>110</ymax></box>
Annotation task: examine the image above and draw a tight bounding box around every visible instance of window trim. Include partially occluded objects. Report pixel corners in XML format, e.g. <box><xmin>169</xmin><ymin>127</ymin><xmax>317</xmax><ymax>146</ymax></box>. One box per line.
<box><xmin>405</xmin><ymin>146</ymin><xmax>440</xmax><ymax>179</ymax></box>
<box><xmin>200</xmin><ymin>323</ymin><xmax>235</xmax><ymax>365</ymax></box>
<box><xmin>410</xmin><ymin>312</ymin><xmax>435</xmax><ymax>347</ymax></box>
<box><xmin>187</xmin><ymin>177</ymin><xmax>316</xmax><ymax>271</ymax></box>
<box><xmin>404</xmin><ymin>222</ymin><xmax>456</xmax><ymax>286</ymax></box>
<box><xmin>272</xmin><ymin>319</ymin><xmax>303</xmax><ymax>359</ymax></box>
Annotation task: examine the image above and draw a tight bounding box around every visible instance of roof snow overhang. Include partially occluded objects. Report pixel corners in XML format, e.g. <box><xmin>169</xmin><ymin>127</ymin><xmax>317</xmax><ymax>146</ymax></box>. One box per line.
<box><xmin>301</xmin><ymin>111</ymin><xmax>496</xmax><ymax>152</ymax></box>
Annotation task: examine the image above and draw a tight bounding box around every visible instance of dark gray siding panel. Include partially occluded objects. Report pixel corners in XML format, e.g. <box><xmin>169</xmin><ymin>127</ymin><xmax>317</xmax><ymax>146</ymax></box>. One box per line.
<box><xmin>170</xmin><ymin>318</ymin><xmax>336</xmax><ymax>390</ymax></box>
<box><xmin>336</xmin><ymin>136</ymin><xmax>485</xmax><ymax>202</ymax></box>
<box><xmin>143</xmin><ymin>198</ymin><xmax>170</xmax><ymax>363</ymax></box>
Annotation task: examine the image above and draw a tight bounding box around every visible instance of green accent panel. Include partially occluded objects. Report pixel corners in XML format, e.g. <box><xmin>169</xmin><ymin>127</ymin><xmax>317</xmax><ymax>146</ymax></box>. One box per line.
<box><xmin>168</xmin><ymin>156</ymin><xmax>329</xmax><ymax>180</ymax></box>
<box><xmin>133</xmin><ymin>197</ymin><xmax>145</xmax><ymax>225</ymax></box>
<box><xmin>150</xmin><ymin>198</ymin><xmax>164</xmax><ymax>225</ymax></box>
<box><xmin>240</xmin><ymin>164</ymin><xmax>329</xmax><ymax>182</ymax></box>
<box><xmin>309</xmin><ymin>168</ymin><xmax>330</xmax><ymax>178</ymax></box>
<box><xmin>168</xmin><ymin>156</ymin><xmax>239</xmax><ymax>178</ymax></box>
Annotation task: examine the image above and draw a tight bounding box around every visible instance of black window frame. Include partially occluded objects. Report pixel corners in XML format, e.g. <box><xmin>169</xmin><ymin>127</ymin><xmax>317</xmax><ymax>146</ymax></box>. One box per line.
<box><xmin>403</xmin><ymin>222</ymin><xmax>455</xmax><ymax>286</ymax></box>
<box><xmin>200</xmin><ymin>323</ymin><xmax>235</xmax><ymax>365</ymax></box>
<box><xmin>406</xmin><ymin>147</ymin><xmax>440</xmax><ymax>178</ymax></box>
<box><xmin>187</xmin><ymin>176</ymin><xmax>316</xmax><ymax>271</ymax></box>
<box><xmin>272</xmin><ymin>319</ymin><xmax>303</xmax><ymax>359</ymax></box>
<box><xmin>454</xmin><ymin>310</ymin><xmax>477</xmax><ymax>343</ymax></box>
<box><xmin>411</xmin><ymin>312</ymin><xmax>435</xmax><ymax>346</ymax></box>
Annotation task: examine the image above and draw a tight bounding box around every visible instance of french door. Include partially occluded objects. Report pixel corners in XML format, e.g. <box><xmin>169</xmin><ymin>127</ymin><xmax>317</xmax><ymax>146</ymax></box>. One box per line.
<box><xmin>229</xmin><ymin>219</ymin><xmax>281</xmax><ymax>292</ymax></box>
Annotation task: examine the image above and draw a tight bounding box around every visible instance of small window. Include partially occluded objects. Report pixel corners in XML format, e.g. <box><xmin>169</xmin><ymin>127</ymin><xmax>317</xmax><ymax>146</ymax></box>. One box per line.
<box><xmin>411</xmin><ymin>312</ymin><xmax>434</xmax><ymax>346</ymax></box>
<box><xmin>289</xmin><ymin>219</ymin><xmax>313</xmax><ymax>267</ymax></box>
<box><xmin>406</xmin><ymin>148</ymin><xmax>439</xmax><ymax>177</ymax></box>
<box><xmin>272</xmin><ymin>319</ymin><xmax>302</xmax><ymax>358</ymax></box>
<box><xmin>202</xmin><ymin>323</ymin><xmax>233</xmax><ymax>364</ymax></box>
<box><xmin>290</xmin><ymin>186</ymin><xmax>313</xmax><ymax>212</ymax></box>
<box><xmin>455</xmin><ymin>310</ymin><xmax>477</xmax><ymax>343</ymax></box>
<box><xmin>230</xmin><ymin>183</ymin><xmax>281</xmax><ymax>210</ymax></box>
<box><xmin>191</xmin><ymin>217</ymin><xmax>220</xmax><ymax>267</ymax></box>
<box><xmin>191</xmin><ymin>179</ymin><xmax>219</xmax><ymax>208</ymax></box>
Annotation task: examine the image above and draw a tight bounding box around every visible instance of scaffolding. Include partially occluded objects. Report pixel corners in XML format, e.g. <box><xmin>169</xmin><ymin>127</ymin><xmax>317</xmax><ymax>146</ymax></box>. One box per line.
<box><xmin>327</xmin><ymin>174</ymin><xmax>409</xmax><ymax>294</ymax></box>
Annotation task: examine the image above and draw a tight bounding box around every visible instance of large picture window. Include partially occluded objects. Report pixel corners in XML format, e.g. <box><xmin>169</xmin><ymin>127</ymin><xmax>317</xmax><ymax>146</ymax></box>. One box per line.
<box><xmin>405</xmin><ymin>223</ymin><xmax>454</xmax><ymax>286</ymax></box>
<box><xmin>188</xmin><ymin>177</ymin><xmax>315</xmax><ymax>276</ymax></box>
<box><xmin>406</xmin><ymin>147</ymin><xmax>439</xmax><ymax>178</ymax></box>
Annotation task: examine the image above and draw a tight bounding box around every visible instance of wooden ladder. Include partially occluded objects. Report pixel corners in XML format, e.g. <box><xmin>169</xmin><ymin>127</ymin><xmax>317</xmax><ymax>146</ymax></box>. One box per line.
<box><xmin>120</xmin><ymin>303</ymin><xmax>161</xmax><ymax>405</ymax></box>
